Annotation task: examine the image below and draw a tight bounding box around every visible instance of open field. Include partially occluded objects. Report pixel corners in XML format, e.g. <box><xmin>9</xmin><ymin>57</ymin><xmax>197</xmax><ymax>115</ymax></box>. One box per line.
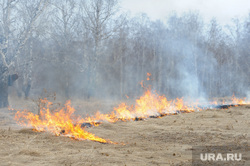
<box><xmin>1</xmin><ymin>1</ymin><xmax>250</xmax><ymax>165</ymax></box>
<box><xmin>0</xmin><ymin>97</ymin><xmax>249</xmax><ymax>166</ymax></box>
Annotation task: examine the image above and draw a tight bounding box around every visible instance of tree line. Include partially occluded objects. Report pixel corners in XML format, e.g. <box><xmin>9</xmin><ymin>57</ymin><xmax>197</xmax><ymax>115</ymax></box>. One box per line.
<box><xmin>0</xmin><ymin>0</ymin><xmax>249</xmax><ymax>107</ymax></box>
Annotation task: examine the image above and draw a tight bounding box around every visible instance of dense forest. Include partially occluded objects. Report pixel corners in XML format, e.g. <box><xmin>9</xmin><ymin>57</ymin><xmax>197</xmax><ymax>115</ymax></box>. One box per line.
<box><xmin>0</xmin><ymin>0</ymin><xmax>250</xmax><ymax>107</ymax></box>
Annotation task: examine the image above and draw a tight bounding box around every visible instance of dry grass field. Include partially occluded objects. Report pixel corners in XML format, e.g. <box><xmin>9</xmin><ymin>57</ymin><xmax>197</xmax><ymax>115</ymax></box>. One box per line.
<box><xmin>0</xmin><ymin>97</ymin><xmax>249</xmax><ymax>166</ymax></box>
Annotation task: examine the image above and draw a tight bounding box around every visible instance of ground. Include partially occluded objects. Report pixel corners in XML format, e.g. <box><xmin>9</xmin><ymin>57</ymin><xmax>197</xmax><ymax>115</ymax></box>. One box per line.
<box><xmin>0</xmin><ymin>97</ymin><xmax>249</xmax><ymax>166</ymax></box>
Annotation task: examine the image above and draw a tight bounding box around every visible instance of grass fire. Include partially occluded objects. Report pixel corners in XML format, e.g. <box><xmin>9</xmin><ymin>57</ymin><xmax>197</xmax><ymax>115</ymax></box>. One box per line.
<box><xmin>14</xmin><ymin>99</ymin><xmax>115</xmax><ymax>144</ymax></box>
<box><xmin>13</xmin><ymin>79</ymin><xmax>250</xmax><ymax>144</ymax></box>
<box><xmin>0</xmin><ymin>0</ymin><xmax>250</xmax><ymax>165</ymax></box>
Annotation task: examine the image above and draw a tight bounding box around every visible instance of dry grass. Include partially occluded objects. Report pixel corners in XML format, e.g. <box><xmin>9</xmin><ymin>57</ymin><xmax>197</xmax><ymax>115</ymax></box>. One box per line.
<box><xmin>0</xmin><ymin>97</ymin><xmax>249</xmax><ymax>165</ymax></box>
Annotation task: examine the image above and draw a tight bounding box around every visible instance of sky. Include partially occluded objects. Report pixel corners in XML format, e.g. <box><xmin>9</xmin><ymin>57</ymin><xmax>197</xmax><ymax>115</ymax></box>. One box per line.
<box><xmin>120</xmin><ymin>0</ymin><xmax>250</xmax><ymax>25</ymax></box>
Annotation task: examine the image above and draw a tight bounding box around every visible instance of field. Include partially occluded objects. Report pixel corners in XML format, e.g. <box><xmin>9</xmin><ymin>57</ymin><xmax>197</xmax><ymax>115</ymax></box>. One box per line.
<box><xmin>0</xmin><ymin>97</ymin><xmax>249</xmax><ymax>166</ymax></box>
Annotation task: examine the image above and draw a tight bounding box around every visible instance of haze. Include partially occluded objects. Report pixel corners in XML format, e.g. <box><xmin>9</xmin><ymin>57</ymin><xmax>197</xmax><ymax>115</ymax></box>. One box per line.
<box><xmin>121</xmin><ymin>0</ymin><xmax>250</xmax><ymax>24</ymax></box>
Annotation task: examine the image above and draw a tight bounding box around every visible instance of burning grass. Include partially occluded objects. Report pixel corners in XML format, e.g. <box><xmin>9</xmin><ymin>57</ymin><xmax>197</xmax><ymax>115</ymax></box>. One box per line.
<box><xmin>14</xmin><ymin>88</ymin><xmax>198</xmax><ymax>144</ymax></box>
<box><xmin>13</xmin><ymin>78</ymin><xmax>250</xmax><ymax>144</ymax></box>
<box><xmin>15</xmin><ymin>99</ymin><xmax>116</xmax><ymax>144</ymax></box>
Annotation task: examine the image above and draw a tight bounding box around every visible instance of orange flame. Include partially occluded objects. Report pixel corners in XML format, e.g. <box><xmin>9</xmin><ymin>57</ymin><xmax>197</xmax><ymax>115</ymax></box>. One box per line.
<box><xmin>80</xmin><ymin>89</ymin><xmax>196</xmax><ymax>123</ymax></box>
<box><xmin>15</xmin><ymin>89</ymin><xmax>197</xmax><ymax>141</ymax></box>
<box><xmin>231</xmin><ymin>94</ymin><xmax>246</xmax><ymax>105</ymax></box>
<box><xmin>147</xmin><ymin>73</ymin><xmax>151</xmax><ymax>80</ymax></box>
<box><xmin>14</xmin><ymin>75</ymin><xmax>249</xmax><ymax>144</ymax></box>
<box><xmin>15</xmin><ymin>99</ymin><xmax>116</xmax><ymax>144</ymax></box>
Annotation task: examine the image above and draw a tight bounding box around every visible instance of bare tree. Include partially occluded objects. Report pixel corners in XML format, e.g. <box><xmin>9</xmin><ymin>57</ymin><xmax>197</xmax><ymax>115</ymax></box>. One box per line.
<box><xmin>0</xmin><ymin>0</ymin><xmax>49</xmax><ymax>107</ymax></box>
<box><xmin>48</xmin><ymin>0</ymin><xmax>79</xmax><ymax>98</ymax></box>
<box><xmin>80</xmin><ymin>0</ymin><xmax>125</xmax><ymax>98</ymax></box>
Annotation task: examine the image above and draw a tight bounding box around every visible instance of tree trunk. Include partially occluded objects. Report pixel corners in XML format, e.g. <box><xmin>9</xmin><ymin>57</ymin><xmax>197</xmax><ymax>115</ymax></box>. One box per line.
<box><xmin>120</xmin><ymin>55</ymin><xmax>123</xmax><ymax>99</ymax></box>
<box><xmin>0</xmin><ymin>73</ymin><xmax>9</xmax><ymax>108</ymax></box>
<box><xmin>25</xmin><ymin>38</ymin><xmax>33</xmax><ymax>99</ymax></box>
<box><xmin>158</xmin><ymin>51</ymin><xmax>162</xmax><ymax>92</ymax></box>
<box><xmin>24</xmin><ymin>84</ymin><xmax>31</xmax><ymax>99</ymax></box>
<box><xmin>87</xmin><ymin>62</ymin><xmax>93</xmax><ymax>99</ymax></box>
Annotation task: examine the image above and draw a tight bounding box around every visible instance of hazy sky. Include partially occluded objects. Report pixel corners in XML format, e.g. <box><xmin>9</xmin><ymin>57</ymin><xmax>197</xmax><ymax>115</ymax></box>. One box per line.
<box><xmin>121</xmin><ymin>0</ymin><xmax>250</xmax><ymax>24</ymax></box>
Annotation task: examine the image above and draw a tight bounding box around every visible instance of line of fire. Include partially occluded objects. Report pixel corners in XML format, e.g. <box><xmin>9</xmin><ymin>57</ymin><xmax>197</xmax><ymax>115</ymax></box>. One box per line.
<box><xmin>0</xmin><ymin>1</ymin><xmax>250</xmax><ymax>165</ymax></box>
<box><xmin>13</xmin><ymin>74</ymin><xmax>250</xmax><ymax>144</ymax></box>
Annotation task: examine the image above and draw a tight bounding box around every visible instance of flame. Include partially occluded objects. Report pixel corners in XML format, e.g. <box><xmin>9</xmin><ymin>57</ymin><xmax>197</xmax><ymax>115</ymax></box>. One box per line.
<box><xmin>231</xmin><ymin>94</ymin><xmax>247</xmax><ymax>105</ymax></box>
<box><xmin>13</xmin><ymin>74</ymin><xmax>250</xmax><ymax>144</ymax></box>
<box><xmin>140</xmin><ymin>80</ymin><xmax>144</xmax><ymax>88</ymax></box>
<box><xmin>15</xmin><ymin>99</ymin><xmax>116</xmax><ymax>144</ymax></box>
<box><xmin>8</xmin><ymin>106</ymin><xmax>15</xmax><ymax>111</ymax></box>
<box><xmin>80</xmin><ymin>89</ymin><xmax>196</xmax><ymax>123</ymax></box>
<box><xmin>210</xmin><ymin>101</ymin><xmax>218</xmax><ymax>105</ymax></box>
<box><xmin>15</xmin><ymin>88</ymin><xmax>196</xmax><ymax>142</ymax></box>
<box><xmin>175</xmin><ymin>98</ymin><xmax>188</xmax><ymax>110</ymax></box>
<box><xmin>79</xmin><ymin>90</ymin><xmax>250</xmax><ymax>124</ymax></box>
<box><xmin>147</xmin><ymin>73</ymin><xmax>151</xmax><ymax>80</ymax></box>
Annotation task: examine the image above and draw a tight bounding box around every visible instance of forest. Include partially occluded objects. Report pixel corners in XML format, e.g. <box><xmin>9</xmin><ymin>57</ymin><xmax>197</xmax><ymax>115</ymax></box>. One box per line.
<box><xmin>0</xmin><ymin>0</ymin><xmax>250</xmax><ymax>108</ymax></box>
